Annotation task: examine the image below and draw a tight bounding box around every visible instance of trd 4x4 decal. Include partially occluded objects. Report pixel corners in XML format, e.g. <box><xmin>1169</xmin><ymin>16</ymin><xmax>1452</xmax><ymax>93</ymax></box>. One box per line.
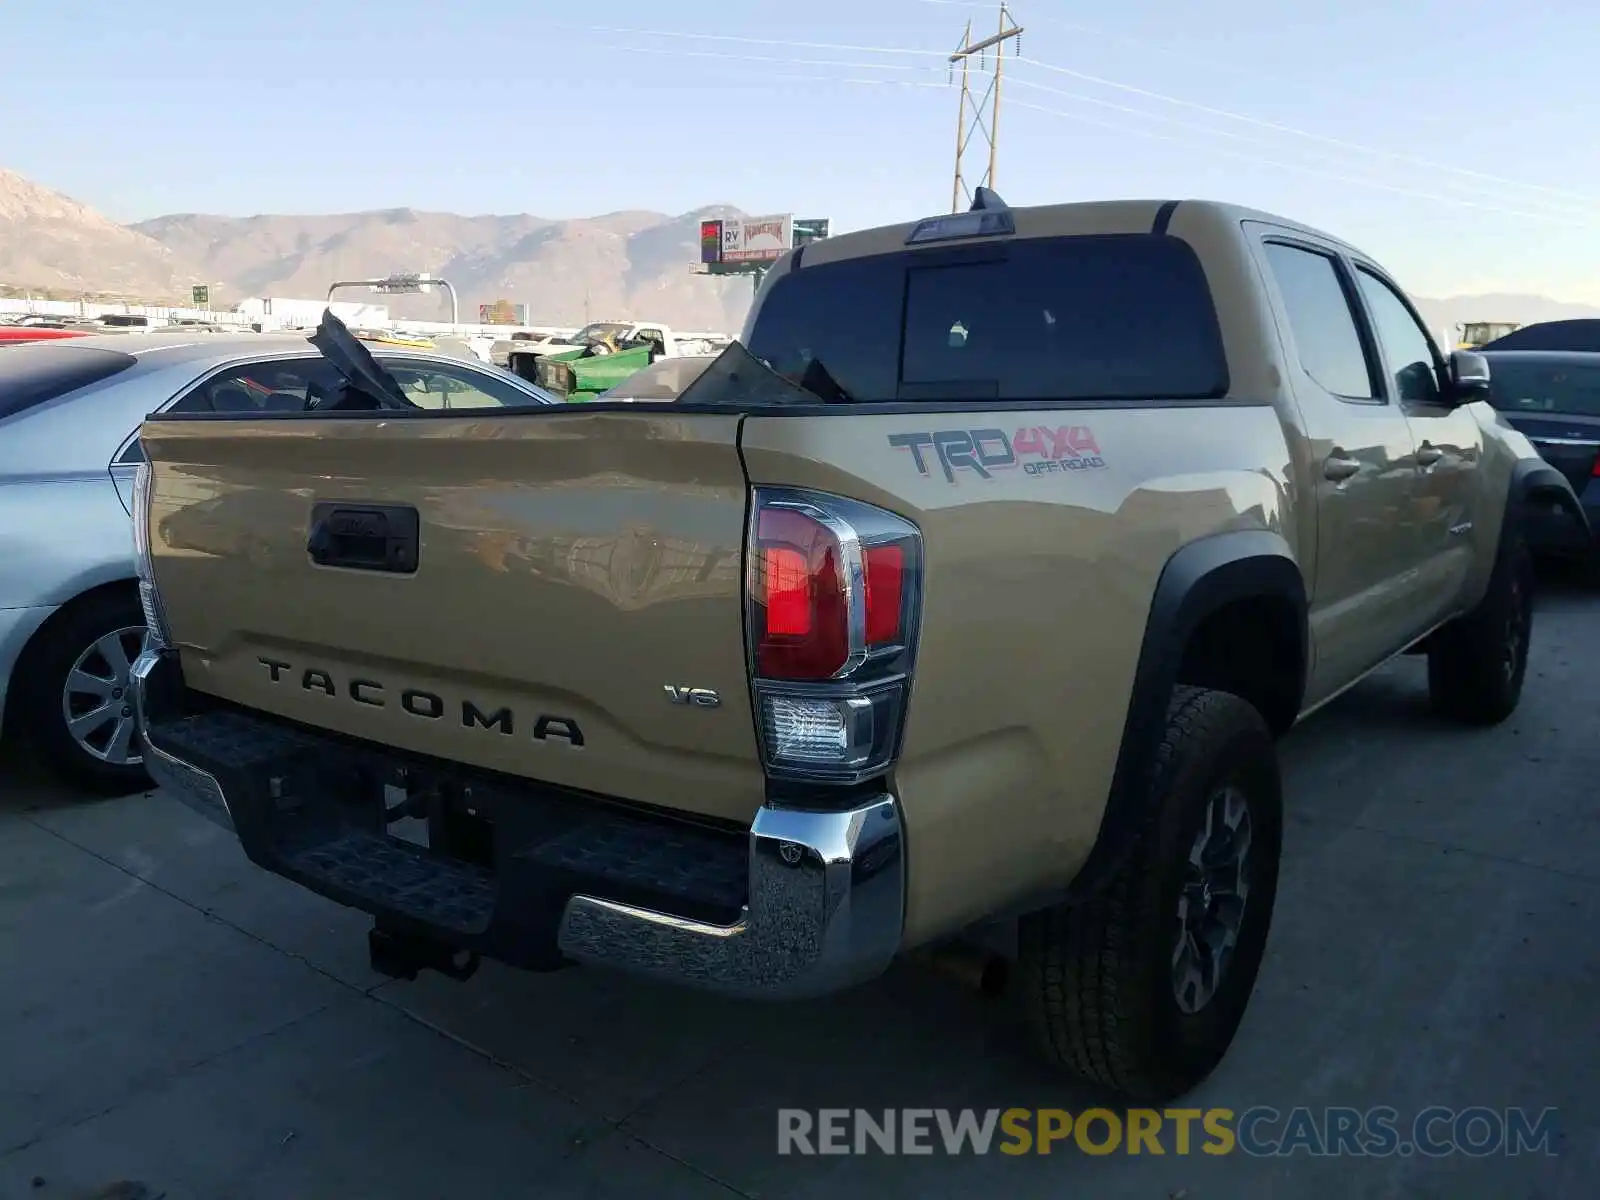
<box><xmin>888</xmin><ymin>426</ymin><xmax>1106</xmax><ymax>483</ymax></box>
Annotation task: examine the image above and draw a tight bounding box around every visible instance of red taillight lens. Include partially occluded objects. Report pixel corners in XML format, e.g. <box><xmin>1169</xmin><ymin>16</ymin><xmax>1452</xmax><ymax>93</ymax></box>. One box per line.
<box><xmin>753</xmin><ymin>507</ymin><xmax>849</xmax><ymax>679</ymax></box>
<box><xmin>864</xmin><ymin>544</ymin><xmax>905</xmax><ymax>645</ymax></box>
<box><xmin>747</xmin><ymin>488</ymin><xmax>923</xmax><ymax>783</ymax></box>
<box><xmin>1591</xmin><ymin>452</ymin><xmax>1600</xmax><ymax>477</ymax></box>
<box><xmin>763</xmin><ymin>545</ymin><xmax>813</xmax><ymax>636</ymax></box>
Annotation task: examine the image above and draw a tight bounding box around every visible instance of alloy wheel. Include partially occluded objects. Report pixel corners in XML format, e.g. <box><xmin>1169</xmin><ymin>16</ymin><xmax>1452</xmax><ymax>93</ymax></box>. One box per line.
<box><xmin>1503</xmin><ymin>572</ymin><xmax>1529</xmax><ymax>683</ymax></box>
<box><xmin>1172</xmin><ymin>783</ymin><xmax>1254</xmax><ymax>1015</ymax></box>
<box><xmin>59</xmin><ymin>625</ymin><xmax>148</xmax><ymax>766</ymax></box>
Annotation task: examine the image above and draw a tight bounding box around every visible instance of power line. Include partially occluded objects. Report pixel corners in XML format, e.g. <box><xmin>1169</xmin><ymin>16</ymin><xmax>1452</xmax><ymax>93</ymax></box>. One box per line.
<box><xmin>528</xmin><ymin>20</ymin><xmax>1598</xmax><ymax>213</ymax></box>
<box><xmin>589</xmin><ymin>42</ymin><xmax>950</xmax><ymax>74</ymax></box>
<box><xmin>999</xmin><ymin>97</ymin><xmax>1591</xmax><ymax>227</ymax></box>
<box><xmin>913</xmin><ymin>0</ymin><xmax>1270</xmax><ymax>81</ymax></box>
<box><xmin>663</xmin><ymin>63</ymin><xmax>1591</xmax><ymax>227</ymax></box>
<box><xmin>1014</xmin><ymin>55</ymin><xmax>1595</xmax><ymax>208</ymax></box>
<box><xmin>727</xmin><ymin>71</ymin><xmax>947</xmax><ymax>91</ymax></box>
<box><xmin>999</xmin><ymin>76</ymin><xmax>1595</xmax><ymax>218</ymax></box>
<box><xmin>525</xmin><ymin>20</ymin><xmax>957</xmax><ymax>60</ymax></box>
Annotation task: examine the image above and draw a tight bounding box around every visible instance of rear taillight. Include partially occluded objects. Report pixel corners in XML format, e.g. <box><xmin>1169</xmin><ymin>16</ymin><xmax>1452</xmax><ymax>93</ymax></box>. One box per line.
<box><xmin>132</xmin><ymin>459</ymin><xmax>171</xmax><ymax>648</ymax></box>
<box><xmin>746</xmin><ymin>488</ymin><xmax>922</xmax><ymax>784</ymax></box>
<box><xmin>1592</xmin><ymin>452</ymin><xmax>1600</xmax><ymax>477</ymax></box>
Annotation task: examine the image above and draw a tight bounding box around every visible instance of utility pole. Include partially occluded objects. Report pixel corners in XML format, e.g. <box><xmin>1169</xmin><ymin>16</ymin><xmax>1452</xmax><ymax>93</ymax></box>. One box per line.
<box><xmin>948</xmin><ymin>3</ymin><xmax>1023</xmax><ymax>212</ymax></box>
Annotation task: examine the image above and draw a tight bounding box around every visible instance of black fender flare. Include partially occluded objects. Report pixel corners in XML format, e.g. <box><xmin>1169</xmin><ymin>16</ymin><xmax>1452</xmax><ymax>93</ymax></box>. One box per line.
<box><xmin>1066</xmin><ymin>529</ymin><xmax>1308</xmax><ymax>898</ymax></box>
<box><xmin>1509</xmin><ymin>457</ymin><xmax>1589</xmax><ymax>540</ymax></box>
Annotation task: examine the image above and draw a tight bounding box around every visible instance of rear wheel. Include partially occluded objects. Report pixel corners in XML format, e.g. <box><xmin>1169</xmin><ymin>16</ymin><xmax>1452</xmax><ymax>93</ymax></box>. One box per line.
<box><xmin>1427</xmin><ymin>530</ymin><xmax>1532</xmax><ymax>725</ymax></box>
<box><xmin>15</xmin><ymin>590</ymin><xmax>152</xmax><ymax>794</ymax></box>
<box><xmin>1016</xmin><ymin>687</ymin><xmax>1283</xmax><ymax>1102</ymax></box>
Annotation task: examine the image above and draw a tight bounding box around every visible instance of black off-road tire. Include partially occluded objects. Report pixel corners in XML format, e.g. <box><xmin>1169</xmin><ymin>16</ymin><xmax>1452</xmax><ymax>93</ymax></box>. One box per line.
<box><xmin>12</xmin><ymin>589</ymin><xmax>153</xmax><ymax>795</ymax></box>
<box><xmin>1016</xmin><ymin>686</ymin><xmax>1283</xmax><ymax>1103</ymax></box>
<box><xmin>1426</xmin><ymin>529</ymin><xmax>1533</xmax><ymax>726</ymax></box>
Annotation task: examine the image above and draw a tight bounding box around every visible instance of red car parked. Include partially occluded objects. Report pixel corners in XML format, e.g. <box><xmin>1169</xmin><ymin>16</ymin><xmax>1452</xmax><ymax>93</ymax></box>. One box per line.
<box><xmin>0</xmin><ymin>326</ymin><xmax>96</xmax><ymax>344</ymax></box>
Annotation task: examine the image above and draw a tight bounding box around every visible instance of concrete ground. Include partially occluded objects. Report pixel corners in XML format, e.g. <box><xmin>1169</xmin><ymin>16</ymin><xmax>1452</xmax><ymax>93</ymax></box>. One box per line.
<box><xmin>2</xmin><ymin>576</ymin><xmax>1597</xmax><ymax>1200</ymax></box>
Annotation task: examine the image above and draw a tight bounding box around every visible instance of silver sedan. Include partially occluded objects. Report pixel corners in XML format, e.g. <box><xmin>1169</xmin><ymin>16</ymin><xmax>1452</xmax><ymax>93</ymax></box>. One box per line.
<box><xmin>0</xmin><ymin>331</ymin><xmax>559</xmax><ymax>792</ymax></box>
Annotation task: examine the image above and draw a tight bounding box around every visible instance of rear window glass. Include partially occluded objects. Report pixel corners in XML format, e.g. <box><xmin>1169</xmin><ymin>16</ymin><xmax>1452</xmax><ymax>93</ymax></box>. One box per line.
<box><xmin>0</xmin><ymin>344</ymin><xmax>137</xmax><ymax>419</ymax></box>
<box><xmin>741</xmin><ymin>234</ymin><xmax>1229</xmax><ymax>403</ymax></box>
<box><xmin>1486</xmin><ymin>357</ymin><xmax>1600</xmax><ymax>417</ymax></box>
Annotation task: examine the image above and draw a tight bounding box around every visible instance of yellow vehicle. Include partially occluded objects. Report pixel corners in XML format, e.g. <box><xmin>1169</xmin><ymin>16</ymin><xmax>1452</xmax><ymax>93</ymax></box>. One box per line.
<box><xmin>351</xmin><ymin>328</ymin><xmax>435</xmax><ymax>351</ymax></box>
<box><xmin>1455</xmin><ymin>321</ymin><xmax>1520</xmax><ymax>350</ymax></box>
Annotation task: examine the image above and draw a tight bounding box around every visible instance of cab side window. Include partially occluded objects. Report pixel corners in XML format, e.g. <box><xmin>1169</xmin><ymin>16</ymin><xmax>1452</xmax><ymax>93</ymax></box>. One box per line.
<box><xmin>375</xmin><ymin>359</ymin><xmax>535</xmax><ymax>410</ymax></box>
<box><xmin>1354</xmin><ymin>269</ymin><xmax>1443</xmax><ymax>405</ymax></box>
<box><xmin>1262</xmin><ymin>243</ymin><xmax>1377</xmax><ymax>401</ymax></box>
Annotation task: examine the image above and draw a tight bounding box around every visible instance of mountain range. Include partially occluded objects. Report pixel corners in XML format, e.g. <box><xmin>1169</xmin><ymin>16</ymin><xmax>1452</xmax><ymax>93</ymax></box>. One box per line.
<box><xmin>3</xmin><ymin>166</ymin><xmax>1598</xmax><ymax>337</ymax></box>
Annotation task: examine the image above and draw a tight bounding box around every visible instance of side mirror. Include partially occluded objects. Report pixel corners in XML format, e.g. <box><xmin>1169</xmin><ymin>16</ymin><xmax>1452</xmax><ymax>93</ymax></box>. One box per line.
<box><xmin>1449</xmin><ymin>350</ymin><xmax>1492</xmax><ymax>400</ymax></box>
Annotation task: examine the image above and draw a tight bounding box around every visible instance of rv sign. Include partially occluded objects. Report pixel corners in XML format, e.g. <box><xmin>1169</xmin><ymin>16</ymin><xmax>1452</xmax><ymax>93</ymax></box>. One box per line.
<box><xmin>722</xmin><ymin>214</ymin><xmax>795</xmax><ymax>263</ymax></box>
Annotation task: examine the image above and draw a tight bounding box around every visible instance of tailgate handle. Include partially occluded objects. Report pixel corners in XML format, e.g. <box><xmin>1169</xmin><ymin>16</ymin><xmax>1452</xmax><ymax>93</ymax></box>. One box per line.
<box><xmin>307</xmin><ymin>503</ymin><xmax>420</xmax><ymax>574</ymax></box>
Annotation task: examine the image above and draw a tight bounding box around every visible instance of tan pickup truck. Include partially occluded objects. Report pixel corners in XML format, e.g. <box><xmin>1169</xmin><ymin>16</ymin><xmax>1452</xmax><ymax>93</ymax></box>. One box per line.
<box><xmin>130</xmin><ymin>193</ymin><xmax>1584</xmax><ymax>1102</ymax></box>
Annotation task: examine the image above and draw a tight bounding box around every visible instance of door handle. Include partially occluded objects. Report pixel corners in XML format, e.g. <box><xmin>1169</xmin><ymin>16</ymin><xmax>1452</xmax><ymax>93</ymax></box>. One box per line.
<box><xmin>307</xmin><ymin>502</ymin><xmax>420</xmax><ymax>573</ymax></box>
<box><xmin>1416</xmin><ymin>444</ymin><xmax>1443</xmax><ymax>467</ymax></box>
<box><xmin>1324</xmin><ymin>454</ymin><xmax>1361</xmax><ymax>482</ymax></box>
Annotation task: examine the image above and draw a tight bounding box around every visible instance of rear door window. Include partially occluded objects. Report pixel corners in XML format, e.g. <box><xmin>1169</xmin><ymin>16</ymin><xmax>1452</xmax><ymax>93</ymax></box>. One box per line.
<box><xmin>375</xmin><ymin>358</ymin><xmax>551</xmax><ymax>409</ymax></box>
<box><xmin>742</xmin><ymin>234</ymin><xmax>1229</xmax><ymax>404</ymax></box>
<box><xmin>170</xmin><ymin>356</ymin><xmax>344</xmax><ymax>413</ymax></box>
<box><xmin>0</xmin><ymin>344</ymin><xmax>137</xmax><ymax>420</ymax></box>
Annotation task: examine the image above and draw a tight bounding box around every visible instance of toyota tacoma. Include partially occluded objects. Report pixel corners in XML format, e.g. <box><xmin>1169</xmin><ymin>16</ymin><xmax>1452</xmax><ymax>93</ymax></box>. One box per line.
<box><xmin>129</xmin><ymin>193</ymin><xmax>1583</xmax><ymax>1101</ymax></box>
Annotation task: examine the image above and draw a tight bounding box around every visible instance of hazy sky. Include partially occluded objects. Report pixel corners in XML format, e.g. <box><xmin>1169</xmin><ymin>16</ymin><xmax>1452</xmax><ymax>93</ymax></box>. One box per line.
<box><xmin>4</xmin><ymin>0</ymin><xmax>1596</xmax><ymax>300</ymax></box>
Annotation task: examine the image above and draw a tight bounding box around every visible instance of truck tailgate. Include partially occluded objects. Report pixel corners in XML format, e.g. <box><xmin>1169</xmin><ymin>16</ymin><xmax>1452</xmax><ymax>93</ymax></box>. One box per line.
<box><xmin>139</xmin><ymin>411</ymin><xmax>764</xmax><ymax>825</ymax></box>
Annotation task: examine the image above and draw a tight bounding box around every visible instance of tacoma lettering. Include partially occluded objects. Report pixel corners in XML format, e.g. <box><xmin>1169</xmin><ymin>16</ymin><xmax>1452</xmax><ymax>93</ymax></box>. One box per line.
<box><xmin>463</xmin><ymin>700</ymin><xmax>513</xmax><ymax>734</ymax></box>
<box><xmin>255</xmin><ymin>656</ymin><xmax>584</xmax><ymax>746</ymax></box>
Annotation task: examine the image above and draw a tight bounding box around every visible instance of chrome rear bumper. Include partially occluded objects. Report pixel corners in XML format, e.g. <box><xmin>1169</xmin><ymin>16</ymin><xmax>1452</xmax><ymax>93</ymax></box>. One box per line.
<box><xmin>132</xmin><ymin>647</ymin><xmax>905</xmax><ymax>1000</ymax></box>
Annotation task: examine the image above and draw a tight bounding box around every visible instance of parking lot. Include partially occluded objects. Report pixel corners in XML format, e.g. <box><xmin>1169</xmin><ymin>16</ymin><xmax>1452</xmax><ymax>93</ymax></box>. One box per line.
<box><xmin>0</xmin><ymin>571</ymin><xmax>1596</xmax><ymax>1200</ymax></box>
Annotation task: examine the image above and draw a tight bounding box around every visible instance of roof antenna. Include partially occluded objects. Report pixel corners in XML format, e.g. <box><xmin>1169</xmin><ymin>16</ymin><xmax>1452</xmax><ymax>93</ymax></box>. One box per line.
<box><xmin>969</xmin><ymin>187</ymin><xmax>1008</xmax><ymax>212</ymax></box>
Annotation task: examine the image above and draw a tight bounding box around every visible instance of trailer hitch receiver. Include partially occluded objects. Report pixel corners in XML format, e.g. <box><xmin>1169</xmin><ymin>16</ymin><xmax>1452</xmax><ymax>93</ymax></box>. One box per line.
<box><xmin>368</xmin><ymin>925</ymin><xmax>481</xmax><ymax>983</ymax></box>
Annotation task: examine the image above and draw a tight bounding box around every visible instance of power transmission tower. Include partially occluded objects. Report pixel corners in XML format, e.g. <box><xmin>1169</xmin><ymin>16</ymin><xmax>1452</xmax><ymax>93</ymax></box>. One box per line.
<box><xmin>949</xmin><ymin>3</ymin><xmax>1024</xmax><ymax>212</ymax></box>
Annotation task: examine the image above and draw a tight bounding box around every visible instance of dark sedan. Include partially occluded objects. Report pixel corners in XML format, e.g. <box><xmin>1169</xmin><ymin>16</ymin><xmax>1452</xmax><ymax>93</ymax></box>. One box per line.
<box><xmin>1480</xmin><ymin>350</ymin><xmax>1600</xmax><ymax>558</ymax></box>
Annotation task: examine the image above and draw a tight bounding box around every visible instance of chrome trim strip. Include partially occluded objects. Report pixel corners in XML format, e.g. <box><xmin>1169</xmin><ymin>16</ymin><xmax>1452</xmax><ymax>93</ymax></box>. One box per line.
<box><xmin>1528</xmin><ymin>436</ymin><xmax>1600</xmax><ymax>448</ymax></box>
<box><xmin>131</xmin><ymin>648</ymin><xmax>232</xmax><ymax>830</ymax></box>
<box><xmin>558</xmin><ymin>795</ymin><xmax>904</xmax><ymax>999</ymax></box>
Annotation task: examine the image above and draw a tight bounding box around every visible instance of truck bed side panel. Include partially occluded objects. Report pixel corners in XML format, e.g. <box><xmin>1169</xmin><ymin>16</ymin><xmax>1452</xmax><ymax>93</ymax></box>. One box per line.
<box><xmin>740</xmin><ymin>404</ymin><xmax>1294</xmax><ymax>946</ymax></box>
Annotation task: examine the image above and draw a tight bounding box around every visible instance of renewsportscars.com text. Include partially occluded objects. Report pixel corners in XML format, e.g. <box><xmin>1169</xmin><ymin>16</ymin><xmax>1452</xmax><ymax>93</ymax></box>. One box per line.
<box><xmin>777</xmin><ymin>1106</ymin><xmax>1559</xmax><ymax>1158</ymax></box>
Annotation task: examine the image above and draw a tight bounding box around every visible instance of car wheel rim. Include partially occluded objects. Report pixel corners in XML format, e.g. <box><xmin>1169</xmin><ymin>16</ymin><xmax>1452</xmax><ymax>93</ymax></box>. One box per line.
<box><xmin>1503</xmin><ymin>573</ymin><xmax>1528</xmax><ymax>683</ymax></box>
<box><xmin>1172</xmin><ymin>783</ymin><xmax>1253</xmax><ymax>1016</ymax></box>
<box><xmin>60</xmin><ymin>625</ymin><xmax>148</xmax><ymax>767</ymax></box>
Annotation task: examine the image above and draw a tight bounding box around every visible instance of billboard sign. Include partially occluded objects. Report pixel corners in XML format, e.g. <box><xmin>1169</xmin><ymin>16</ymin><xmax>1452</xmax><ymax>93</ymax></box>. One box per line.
<box><xmin>722</xmin><ymin>214</ymin><xmax>794</xmax><ymax>263</ymax></box>
<box><xmin>191</xmin><ymin>284</ymin><xmax>210</xmax><ymax>307</ymax></box>
<box><xmin>479</xmin><ymin>300</ymin><xmax>526</xmax><ymax>325</ymax></box>
<box><xmin>700</xmin><ymin>220</ymin><xmax>723</xmax><ymax>264</ymax></box>
<box><xmin>792</xmin><ymin>218</ymin><xmax>830</xmax><ymax>248</ymax></box>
